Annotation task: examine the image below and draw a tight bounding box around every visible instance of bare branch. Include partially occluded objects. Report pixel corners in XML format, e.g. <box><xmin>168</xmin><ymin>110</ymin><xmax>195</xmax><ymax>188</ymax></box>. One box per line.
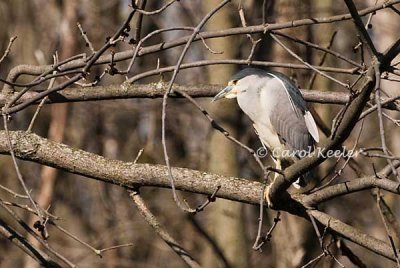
<box><xmin>132</xmin><ymin>0</ymin><xmax>177</xmax><ymax>15</ymax></box>
<box><xmin>270</xmin><ymin>33</ymin><xmax>349</xmax><ymax>88</ymax></box>
<box><xmin>1</xmin><ymin>114</ymin><xmax>45</xmax><ymax>223</ymax></box>
<box><xmin>303</xmin><ymin>169</ymin><xmax>400</xmax><ymax>206</ymax></box>
<box><xmin>344</xmin><ymin>0</ymin><xmax>379</xmax><ymax>57</ymax></box>
<box><xmin>0</xmin><ymin>218</ymin><xmax>61</xmax><ymax>268</ymax></box>
<box><xmin>188</xmin><ymin>215</ymin><xmax>231</xmax><ymax>268</ymax></box>
<box><xmin>160</xmin><ymin>0</ymin><xmax>231</xmax><ymax>212</ymax></box>
<box><xmin>310</xmin><ymin>209</ymin><xmax>396</xmax><ymax>261</ymax></box>
<box><xmin>2</xmin><ymin>0</ymin><xmax>395</xmax><ymax>94</ymax></box>
<box><xmin>0</xmin><ymin>130</ymin><xmax>397</xmax><ymax>262</ymax></box>
<box><xmin>77</xmin><ymin>22</ymin><xmax>95</xmax><ymax>54</ymax></box>
<box><xmin>129</xmin><ymin>190</ymin><xmax>201</xmax><ymax>268</ymax></box>
<box><xmin>0</xmin><ymin>201</ymin><xmax>76</xmax><ymax>267</ymax></box>
<box><xmin>375</xmin><ymin>191</ymin><xmax>400</xmax><ymax>266</ymax></box>
<box><xmin>0</xmin><ymin>83</ymin><xmax>352</xmax><ymax>107</ymax></box>
<box><xmin>127</xmin><ymin>59</ymin><xmax>359</xmax><ymax>83</ymax></box>
<box><xmin>0</xmin><ymin>36</ymin><xmax>17</xmax><ymax>64</ymax></box>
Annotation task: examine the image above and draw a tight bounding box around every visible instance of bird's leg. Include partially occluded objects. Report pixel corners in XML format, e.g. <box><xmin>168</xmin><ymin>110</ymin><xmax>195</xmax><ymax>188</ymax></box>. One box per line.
<box><xmin>264</xmin><ymin>185</ymin><xmax>272</xmax><ymax>208</ymax></box>
<box><xmin>264</xmin><ymin>159</ymin><xmax>281</xmax><ymax>208</ymax></box>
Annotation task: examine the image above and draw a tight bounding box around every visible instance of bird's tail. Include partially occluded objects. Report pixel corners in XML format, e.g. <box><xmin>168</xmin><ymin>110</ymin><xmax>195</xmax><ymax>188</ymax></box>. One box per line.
<box><xmin>280</xmin><ymin>158</ymin><xmax>317</xmax><ymax>190</ymax></box>
<box><xmin>293</xmin><ymin>170</ymin><xmax>317</xmax><ymax>192</ymax></box>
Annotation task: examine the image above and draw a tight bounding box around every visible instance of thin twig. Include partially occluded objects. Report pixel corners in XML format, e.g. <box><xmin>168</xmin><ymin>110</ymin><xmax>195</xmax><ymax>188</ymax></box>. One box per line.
<box><xmin>0</xmin><ymin>218</ymin><xmax>62</xmax><ymax>267</ymax></box>
<box><xmin>128</xmin><ymin>59</ymin><xmax>359</xmax><ymax>83</ymax></box>
<box><xmin>125</xmin><ymin>27</ymin><xmax>194</xmax><ymax>74</ymax></box>
<box><xmin>188</xmin><ymin>215</ymin><xmax>231</xmax><ymax>268</ymax></box>
<box><xmin>274</xmin><ymin>31</ymin><xmax>362</xmax><ymax>69</ymax></box>
<box><xmin>132</xmin><ymin>0</ymin><xmax>177</xmax><ymax>15</ymax></box>
<box><xmin>360</xmin><ymin>95</ymin><xmax>400</xmax><ymax>120</ymax></box>
<box><xmin>252</xmin><ymin>181</ymin><xmax>267</xmax><ymax>250</ymax></box>
<box><xmin>28</xmin><ymin>55</ymin><xmax>59</xmax><ymax>132</ymax></box>
<box><xmin>0</xmin><ymin>36</ymin><xmax>17</xmax><ymax>64</ymax></box>
<box><xmin>374</xmin><ymin>63</ymin><xmax>398</xmax><ymax>179</ymax></box>
<box><xmin>300</xmin><ymin>252</ymin><xmax>325</xmax><ymax>268</ymax></box>
<box><xmin>99</xmin><ymin>243</ymin><xmax>135</xmax><ymax>254</ymax></box>
<box><xmin>307</xmin><ymin>31</ymin><xmax>338</xmax><ymax>89</ymax></box>
<box><xmin>376</xmin><ymin>191</ymin><xmax>400</xmax><ymax>267</ymax></box>
<box><xmin>254</xmin><ymin>172</ymin><xmax>283</xmax><ymax>246</ymax></box>
<box><xmin>161</xmin><ymin>0</ymin><xmax>231</xmax><ymax>212</ymax></box>
<box><xmin>194</xmin><ymin>186</ymin><xmax>220</xmax><ymax>213</ymax></box>
<box><xmin>77</xmin><ymin>22</ymin><xmax>95</xmax><ymax>54</ymax></box>
<box><xmin>134</xmin><ymin>0</ymin><xmax>147</xmax><ymax>41</ymax></box>
<box><xmin>129</xmin><ymin>190</ymin><xmax>201</xmax><ymax>268</ymax></box>
<box><xmin>1</xmin><ymin>114</ymin><xmax>44</xmax><ymax>223</ymax></box>
<box><xmin>344</xmin><ymin>0</ymin><xmax>379</xmax><ymax>57</ymax></box>
<box><xmin>50</xmin><ymin>222</ymin><xmax>103</xmax><ymax>257</ymax></box>
<box><xmin>174</xmin><ymin>89</ymin><xmax>265</xmax><ymax>171</ymax></box>
<box><xmin>0</xmin><ymin>184</ymin><xmax>29</xmax><ymax>199</ymax></box>
<box><xmin>270</xmin><ymin>33</ymin><xmax>349</xmax><ymax>88</ymax></box>
<box><xmin>133</xmin><ymin>148</ymin><xmax>144</xmax><ymax>164</ymax></box>
<box><xmin>307</xmin><ymin>210</ymin><xmax>328</xmax><ymax>254</ymax></box>
<box><xmin>238</xmin><ymin>4</ymin><xmax>261</xmax><ymax>63</ymax></box>
<box><xmin>0</xmin><ymin>201</ymin><xmax>76</xmax><ymax>267</ymax></box>
<box><xmin>1</xmin><ymin>199</ymin><xmax>59</xmax><ymax>220</ymax></box>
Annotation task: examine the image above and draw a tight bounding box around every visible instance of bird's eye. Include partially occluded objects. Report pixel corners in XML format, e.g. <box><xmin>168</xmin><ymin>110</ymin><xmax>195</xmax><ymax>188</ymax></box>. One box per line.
<box><xmin>232</xmin><ymin>80</ymin><xmax>238</xmax><ymax>85</ymax></box>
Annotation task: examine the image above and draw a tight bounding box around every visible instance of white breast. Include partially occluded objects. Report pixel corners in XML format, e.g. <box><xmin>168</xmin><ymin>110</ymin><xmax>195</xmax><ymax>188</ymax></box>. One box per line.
<box><xmin>253</xmin><ymin>122</ymin><xmax>286</xmax><ymax>159</ymax></box>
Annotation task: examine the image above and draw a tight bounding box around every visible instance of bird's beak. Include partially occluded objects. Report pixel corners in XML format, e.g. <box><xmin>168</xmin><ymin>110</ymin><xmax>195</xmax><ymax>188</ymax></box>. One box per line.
<box><xmin>212</xmin><ymin>85</ymin><xmax>233</xmax><ymax>102</ymax></box>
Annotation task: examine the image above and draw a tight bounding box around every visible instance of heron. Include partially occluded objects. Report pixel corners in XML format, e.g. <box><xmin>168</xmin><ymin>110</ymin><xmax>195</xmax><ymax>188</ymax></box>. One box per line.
<box><xmin>212</xmin><ymin>67</ymin><xmax>319</xmax><ymax>205</ymax></box>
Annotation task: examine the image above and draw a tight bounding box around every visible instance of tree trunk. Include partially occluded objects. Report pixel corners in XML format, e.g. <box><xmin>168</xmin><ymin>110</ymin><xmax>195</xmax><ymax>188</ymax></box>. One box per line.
<box><xmin>201</xmin><ymin>1</ymin><xmax>250</xmax><ymax>267</ymax></box>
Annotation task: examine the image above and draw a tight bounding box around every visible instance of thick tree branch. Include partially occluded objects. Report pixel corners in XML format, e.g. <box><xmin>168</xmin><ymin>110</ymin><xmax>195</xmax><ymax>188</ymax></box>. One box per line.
<box><xmin>0</xmin><ymin>130</ymin><xmax>397</xmax><ymax>262</ymax></box>
<box><xmin>303</xmin><ymin>172</ymin><xmax>400</xmax><ymax>206</ymax></box>
<box><xmin>0</xmin><ymin>130</ymin><xmax>263</xmax><ymax>205</ymax></box>
<box><xmin>381</xmin><ymin>37</ymin><xmax>400</xmax><ymax>68</ymax></box>
<box><xmin>309</xmin><ymin>210</ymin><xmax>396</xmax><ymax>261</ymax></box>
<box><xmin>0</xmin><ymin>83</ymin><xmax>351</xmax><ymax>107</ymax></box>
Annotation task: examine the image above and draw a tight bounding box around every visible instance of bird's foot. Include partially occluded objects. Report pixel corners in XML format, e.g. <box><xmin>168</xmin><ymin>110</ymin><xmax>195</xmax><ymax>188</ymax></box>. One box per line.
<box><xmin>264</xmin><ymin>185</ymin><xmax>273</xmax><ymax>208</ymax></box>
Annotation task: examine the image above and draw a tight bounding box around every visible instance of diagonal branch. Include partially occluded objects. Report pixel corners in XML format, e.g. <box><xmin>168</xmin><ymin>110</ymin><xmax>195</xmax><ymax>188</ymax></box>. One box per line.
<box><xmin>381</xmin><ymin>37</ymin><xmax>400</xmax><ymax>68</ymax></box>
<box><xmin>309</xmin><ymin>210</ymin><xmax>396</xmax><ymax>261</ymax></box>
<box><xmin>344</xmin><ymin>0</ymin><xmax>379</xmax><ymax>57</ymax></box>
<box><xmin>0</xmin><ymin>218</ymin><xmax>61</xmax><ymax>268</ymax></box>
<box><xmin>129</xmin><ymin>190</ymin><xmax>201</xmax><ymax>268</ymax></box>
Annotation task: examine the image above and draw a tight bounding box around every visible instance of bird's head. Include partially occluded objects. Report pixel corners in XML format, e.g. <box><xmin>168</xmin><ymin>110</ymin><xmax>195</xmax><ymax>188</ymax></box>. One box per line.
<box><xmin>212</xmin><ymin>68</ymin><xmax>264</xmax><ymax>102</ymax></box>
<box><xmin>212</xmin><ymin>79</ymin><xmax>240</xmax><ymax>101</ymax></box>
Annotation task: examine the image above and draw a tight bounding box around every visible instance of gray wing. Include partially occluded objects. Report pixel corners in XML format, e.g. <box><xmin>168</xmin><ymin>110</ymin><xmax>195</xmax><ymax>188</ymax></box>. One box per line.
<box><xmin>270</xmin><ymin>103</ymin><xmax>315</xmax><ymax>155</ymax></box>
<box><xmin>267</xmin><ymin>72</ymin><xmax>316</xmax><ymax>155</ymax></box>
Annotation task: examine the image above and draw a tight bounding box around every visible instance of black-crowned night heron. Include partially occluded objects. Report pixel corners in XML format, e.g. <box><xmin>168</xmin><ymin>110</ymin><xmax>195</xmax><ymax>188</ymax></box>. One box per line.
<box><xmin>213</xmin><ymin>67</ymin><xmax>319</xmax><ymax>204</ymax></box>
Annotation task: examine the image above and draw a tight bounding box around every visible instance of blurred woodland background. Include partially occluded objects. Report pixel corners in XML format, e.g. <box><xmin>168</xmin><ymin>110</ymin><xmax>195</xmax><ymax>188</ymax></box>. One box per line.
<box><xmin>0</xmin><ymin>0</ymin><xmax>399</xmax><ymax>267</ymax></box>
